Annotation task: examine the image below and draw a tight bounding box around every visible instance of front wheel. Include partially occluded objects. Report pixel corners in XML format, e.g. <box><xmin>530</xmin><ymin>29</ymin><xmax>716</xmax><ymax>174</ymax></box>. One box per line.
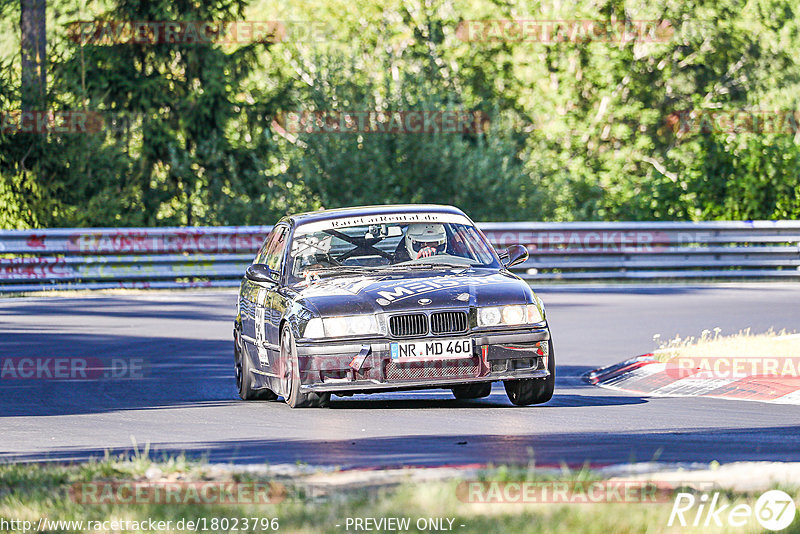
<box><xmin>281</xmin><ymin>326</ymin><xmax>330</xmax><ymax>408</ymax></box>
<box><xmin>503</xmin><ymin>339</ymin><xmax>555</xmax><ymax>406</ymax></box>
<box><xmin>235</xmin><ymin>332</ymin><xmax>277</xmax><ymax>401</ymax></box>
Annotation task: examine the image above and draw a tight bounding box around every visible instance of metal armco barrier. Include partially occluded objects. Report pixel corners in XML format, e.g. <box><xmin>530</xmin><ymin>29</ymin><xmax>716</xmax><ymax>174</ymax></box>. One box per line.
<box><xmin>1</xmin><ymin>221</ymin><xmax>799</xmax><ymax>292</ymax></box>
<box><xmin>479</xmin><ymin>221</ymin><xmax>800</xmax><ymax>280</ymax></box>
<box><xmin>0</xmin><ymin>226</ymin><xmax>270</xmax><ymax>293</ymax></box>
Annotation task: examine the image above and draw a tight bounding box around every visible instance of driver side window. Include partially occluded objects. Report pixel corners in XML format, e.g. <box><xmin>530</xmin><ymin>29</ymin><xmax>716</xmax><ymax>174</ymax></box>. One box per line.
<box><xmin>254</xmin><ymin>235</ymin><xmax>273</xmax><ymax>265</ymax></box>
<box><xmin>263</xmin><ymin>226</ymin><xmax>288</xmax><ymax>273</ymax></box>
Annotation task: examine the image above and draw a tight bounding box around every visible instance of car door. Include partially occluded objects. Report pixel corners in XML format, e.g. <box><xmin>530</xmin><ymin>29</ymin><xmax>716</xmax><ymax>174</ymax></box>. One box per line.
<box><xmin>242</xmin><ymin>229</ymin><xmax>280</xmax><ymax>368</ymax></box>
<box><xmin>257</xmin><ymin>224</ymin><xmax>289</xmax><ymax>371</ymax></box>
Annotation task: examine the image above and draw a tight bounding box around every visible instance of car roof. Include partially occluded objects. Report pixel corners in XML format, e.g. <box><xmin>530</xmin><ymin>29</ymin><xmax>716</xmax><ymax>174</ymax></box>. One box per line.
<box><xmin>286</xmin><ymin>204</ymin><xmax>468</xmax><ymax>225</ymax></box>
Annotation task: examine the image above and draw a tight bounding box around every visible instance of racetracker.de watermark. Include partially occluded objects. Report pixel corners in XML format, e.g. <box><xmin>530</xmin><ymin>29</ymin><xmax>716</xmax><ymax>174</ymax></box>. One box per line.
<box><xmin>666</xmin><ymin>109</ymin><xmax>800</xmax><ymax>135</ymax></box>
<box><xmin>664</xmin><ymin>356</ymin><xmax>800</xmax><ymax>380</ymax></box>
<box><xmin>70</xmin><ymin>481</ymin><xmax>287</xmax><ymax>505</ymax></box>
<box><xmin>1</xmin><ymin>110</ymin><xmax>143</xmax><ymax>135</ymax></box>
<box><xmin>2</xmin><ymin>110</ymin><xmax>104</xmax><ymax>134</ymax></box>
<box><xmin>275</xmin><ymin>110</ymin><xmax>490</xmax><ymax>134</ymax></box>
<box><xmin>66</xmin><ymin>20</ymin><xmax>330</xmax><ymax>45</ymax></box>
<box><xmin>457</xmin><ymin>480</ymin><xmax>715</xmax><ymax>504</ymax></box>
<box><xmin>482</xmin><ymin>230</ymin><xmax>671</xmax><ymax>253</ymax></box>
<box><xmin>0</xmin><ymin>357</ymin><xmax>147</xmax><ymax>380</ymax></box>
<box><xmin>481</xmin><ymin>229</ymin><xmax>729</xmax><ymax>253</ymax></box>
<box><xmin>456</xmin><ymin>19</ymin><xmax>674</xmax><ymax>43</ymax></box>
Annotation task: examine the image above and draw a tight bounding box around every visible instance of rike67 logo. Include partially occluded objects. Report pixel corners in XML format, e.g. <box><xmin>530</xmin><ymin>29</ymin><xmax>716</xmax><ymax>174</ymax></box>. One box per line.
<box><xmin>669</xmin><ymin>490</ymin><xmax>796</xmax><ymax>531</ymax></box>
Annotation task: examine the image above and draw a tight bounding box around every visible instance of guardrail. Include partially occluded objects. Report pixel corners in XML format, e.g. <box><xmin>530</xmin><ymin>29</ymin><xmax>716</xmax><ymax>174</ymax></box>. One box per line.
<box><xmin>1</xmin><ymin>221</ymin><xmax>799</xmax><ymax>292</ymax></box>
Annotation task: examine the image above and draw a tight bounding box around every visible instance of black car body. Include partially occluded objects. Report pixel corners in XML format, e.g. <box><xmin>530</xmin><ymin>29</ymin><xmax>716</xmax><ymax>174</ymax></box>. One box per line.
<box><xmin>234</xmin><ymin>204</ymin><xmax>554</xmax><ymax>407</ymax></box>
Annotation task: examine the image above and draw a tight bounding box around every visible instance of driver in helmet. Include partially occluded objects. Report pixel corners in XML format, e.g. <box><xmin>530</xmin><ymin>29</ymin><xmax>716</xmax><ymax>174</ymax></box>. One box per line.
<box><xmin>404</xmin><ymin>223</ymin><xmax>448</xmax><ymax>259</ymax></box>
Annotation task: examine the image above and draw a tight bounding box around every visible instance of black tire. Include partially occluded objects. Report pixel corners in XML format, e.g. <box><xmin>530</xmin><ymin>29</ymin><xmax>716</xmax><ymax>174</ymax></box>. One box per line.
<box><xmin>451</xmin><ymin>382</ymin><xmax>492</xmax><ymax>399</ymax></box>
<box><xmin>235</xmin><ymin>331</ymin><xmax>278</xmax><ymax>401</ymax></box>
<box><xmin>281</xmin><ymin>326</ymin><xmax>330</xmax><ymax>408</ymax></box>
<box><xmin>503</xmin><ymin>339</ymin><xmax>555</xmax><ymax>406</ymax></box>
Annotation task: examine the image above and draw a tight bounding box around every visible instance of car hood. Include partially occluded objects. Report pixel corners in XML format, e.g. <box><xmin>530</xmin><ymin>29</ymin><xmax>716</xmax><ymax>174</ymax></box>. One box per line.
<box><xmin>291</xmin><ymin>269</ymin><xmax>534</xmax><ymax>316</ymax></box>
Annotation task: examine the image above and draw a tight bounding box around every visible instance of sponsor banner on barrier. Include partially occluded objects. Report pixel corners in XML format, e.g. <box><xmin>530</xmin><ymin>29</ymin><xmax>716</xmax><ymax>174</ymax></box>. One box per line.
<box><xmin>0</xmin><ymin>257</ymin><xmax>70</xmax><ymax>279</ymax></box>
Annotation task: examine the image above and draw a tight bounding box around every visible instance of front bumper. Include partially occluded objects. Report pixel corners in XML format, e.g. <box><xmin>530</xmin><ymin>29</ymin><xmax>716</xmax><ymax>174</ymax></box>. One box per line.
<box><xmin>294</xmin><ymin>326</ymin><xmax>550</xmax><ymax>393</ymax></box>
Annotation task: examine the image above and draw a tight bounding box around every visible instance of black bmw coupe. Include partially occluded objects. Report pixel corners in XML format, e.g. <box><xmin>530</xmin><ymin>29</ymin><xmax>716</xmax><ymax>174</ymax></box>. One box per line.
<box><xmin>234</xmin><ymin>204</ymin><xmax>554</xmax><ymax>407</ymax></box>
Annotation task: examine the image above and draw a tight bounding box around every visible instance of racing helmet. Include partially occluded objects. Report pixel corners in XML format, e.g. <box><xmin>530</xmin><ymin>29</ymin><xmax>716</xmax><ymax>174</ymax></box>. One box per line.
<box><xmin>405</xmin><ymin>223</ymin><xmax>447</xmax><ymax>258</ymax></box>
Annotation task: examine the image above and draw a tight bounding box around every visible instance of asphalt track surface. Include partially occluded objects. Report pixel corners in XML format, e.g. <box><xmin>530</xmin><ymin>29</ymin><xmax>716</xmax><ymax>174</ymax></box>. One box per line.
<box><xmin>2</xmin><ymin>284</ymin><xmax>799</xmax><ymax>468</ymax></box>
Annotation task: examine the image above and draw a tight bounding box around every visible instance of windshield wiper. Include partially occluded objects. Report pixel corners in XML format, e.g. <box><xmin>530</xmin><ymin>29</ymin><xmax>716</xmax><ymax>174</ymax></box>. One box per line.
<box><xmin>303</xmin><ymin>266</ymin><xmax>371</xmax><ymax>278</ymax></box>
<box><xmin>378</xmin><ymin>262</ymin><xmax>472</xmax><ymax>271</ymax></box>
<box><xmin>303</xmin><ymin>262</ymin><xmax>470</xmax><ymax>280</ymax></box>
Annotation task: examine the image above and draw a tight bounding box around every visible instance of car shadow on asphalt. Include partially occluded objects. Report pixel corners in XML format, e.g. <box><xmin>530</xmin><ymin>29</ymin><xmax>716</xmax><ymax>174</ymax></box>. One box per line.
<box><xmin>327</xmin><ymin>391</ymin><xmax>647</xmax><ymax>409</ymax></box>
<box><xmin>541</xmin><ymin>394</ymin><xmax>648</xmax><ymax>407</ymax></box>
<box><xmin>6</xmin><ymin>424</ymin><xmax>800</xmax><ymax>467</ymax></box>
<box><xmin>0</xmin><ymin>332</ymin><xmax>237</xmax><ymax>417</ymax></box>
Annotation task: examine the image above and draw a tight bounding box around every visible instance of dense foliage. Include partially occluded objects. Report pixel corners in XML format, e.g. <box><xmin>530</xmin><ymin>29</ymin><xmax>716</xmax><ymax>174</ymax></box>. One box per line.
<box><xmin>1</xmin><ymin>0</ymin><xmax>798</xmax><ymax>227</ymax></box>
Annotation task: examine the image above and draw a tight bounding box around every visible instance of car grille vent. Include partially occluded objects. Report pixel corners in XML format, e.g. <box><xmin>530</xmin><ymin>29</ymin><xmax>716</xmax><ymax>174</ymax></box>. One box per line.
<box><xmin>430</xmin><ymin>311</ymin><xmax>468</xmax><ymax>334</ymax></box>
<box><xmin>387</xmin><ymin>359</ymin><xmax>480</xmax><ymax>380</ymax></box>
<box><xmin>389</xmin><ymin>313</ymin><xmax>428</xmax><ymax>337</ymax></box>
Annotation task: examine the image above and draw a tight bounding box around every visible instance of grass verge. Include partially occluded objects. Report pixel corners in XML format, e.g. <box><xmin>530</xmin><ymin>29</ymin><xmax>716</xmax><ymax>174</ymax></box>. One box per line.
<box><xmin>652</xmin><ymin>329</ymin><xmax>800</xmax><ymax>365</ymax></box>
<box><xmin>1</xmin><ymin>457</ymin><xmax>799</xmax><ymax>533</ymax></box>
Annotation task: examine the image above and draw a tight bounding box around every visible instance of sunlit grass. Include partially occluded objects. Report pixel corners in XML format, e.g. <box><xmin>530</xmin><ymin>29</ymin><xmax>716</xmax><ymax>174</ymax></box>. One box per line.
<box><xmin>1</xmin><ymin>457</ymin><xmax>798</xmax><ymax>533</ymax></box>
<box><xmin>652</xmin><ymin>329</ymin><xmax>800</xmax><ymax>364</ymax></box>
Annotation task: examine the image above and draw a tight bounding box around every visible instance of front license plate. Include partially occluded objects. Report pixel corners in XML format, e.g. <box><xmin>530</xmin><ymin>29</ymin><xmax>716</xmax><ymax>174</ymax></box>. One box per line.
<box><xmin>390</xmin><ymin>338</ymin><xmax>472</xmax><ymax>360</ymax></box>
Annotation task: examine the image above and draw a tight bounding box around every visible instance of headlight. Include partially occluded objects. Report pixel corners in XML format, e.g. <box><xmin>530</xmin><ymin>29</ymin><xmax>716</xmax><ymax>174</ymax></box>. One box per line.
<box><xmin>303</xmin><ymin>318</ymin><xmax>324</xmax><ymax>338</ymax></box>
<box><xmin>478</xmin><ymin>307</ymin><xmax>502</xmax><ymax>327</ymax></box>
<box><xmin>303</xmin><ymin>315</ymin><xmax>384</xmax><ymax>338</ymax></box>
<box><xmin>477</xmin><ymin>304</ymin><xmax>544</xmax><ymax>327</ymax></box>
<box><xmin>527</xmin><ymin>303</ymin><xmax>543</xmax><ymax>323</ymax></box>
<box><xmin>502</xmin><ymin>305</ymin><xmax>526</xmax><ymax>325</ymax></box>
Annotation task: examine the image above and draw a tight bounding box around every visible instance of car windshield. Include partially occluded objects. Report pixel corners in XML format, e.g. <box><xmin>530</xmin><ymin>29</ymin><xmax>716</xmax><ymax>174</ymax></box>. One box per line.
<box><xmin>288</xmin><ymin>215</ymin><xmax>499</xmax><ymax>284</ymax></box>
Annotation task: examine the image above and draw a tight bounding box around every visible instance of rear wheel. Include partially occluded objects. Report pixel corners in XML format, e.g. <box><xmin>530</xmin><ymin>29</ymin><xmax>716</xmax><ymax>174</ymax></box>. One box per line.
<box><xmin>503</xmin><ymin>339</ymin><xmax>555</xmax><ymax>406</ymax></box>
<box><xmin>451</xmin><ymin>382</ymin><xmax>492</xmax><ymax>399</ymax></box>
<box><xmin>235</xmin><ymin>331</ymin><xmax>278</xmax><ymax>401</ymax></box>
<box><xmin>282</xmin><ymin>326</ymin><xmax>330</xmax><ymax>408</ymax></box>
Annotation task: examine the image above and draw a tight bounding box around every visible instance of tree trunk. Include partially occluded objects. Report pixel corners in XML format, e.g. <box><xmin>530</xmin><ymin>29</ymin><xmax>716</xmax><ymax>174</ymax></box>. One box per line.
<box><xmin>21</xmin><ymin>0</ymin><xmax>46</xmax><ymax>111</ymax></box>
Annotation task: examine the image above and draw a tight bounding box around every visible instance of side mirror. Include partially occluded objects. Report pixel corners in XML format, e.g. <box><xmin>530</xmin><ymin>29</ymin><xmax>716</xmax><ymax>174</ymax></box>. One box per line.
<box><xmin>502</xmin><ymin>244</ymin><xmax>529</xmax><ymax>268</ymax></box>
<box><xmin>245</xmin><ymin>263</ymin><xmax>278</xmax><ymax>285</ymax></box>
